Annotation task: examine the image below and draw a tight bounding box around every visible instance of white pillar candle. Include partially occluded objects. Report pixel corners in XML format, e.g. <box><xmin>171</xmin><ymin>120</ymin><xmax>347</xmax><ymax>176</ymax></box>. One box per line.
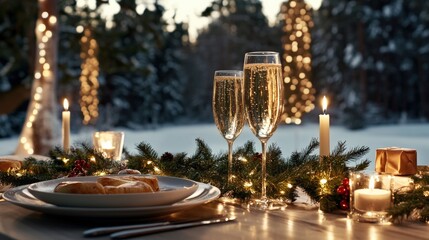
<box><xmin>62</xmin><ymin>98</ymin><xmax>70</xmax><ymax>152</ymax></box>
<box><xmin>319</xmin><ymin>96</ymin><xmax>330</xmax><ymax>157</ymax></box>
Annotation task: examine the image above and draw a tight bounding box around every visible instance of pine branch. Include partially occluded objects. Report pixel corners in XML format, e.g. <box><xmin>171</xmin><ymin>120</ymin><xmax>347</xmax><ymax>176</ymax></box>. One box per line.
<box><xmin>136</xmin><ymin>142</ymin><xmax>159</xmax><ymax>160</ymax></box>
<box><xmin>388</xmin><ymin>180</ymin><xmax>429</xmax><ymax>222</ymax></box>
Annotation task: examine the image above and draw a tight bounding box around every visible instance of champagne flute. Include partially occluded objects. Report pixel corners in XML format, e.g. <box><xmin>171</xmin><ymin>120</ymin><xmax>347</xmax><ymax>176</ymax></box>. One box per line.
<box><xmin>243</xmin><ymin>52</ymin><xmax>284</xmax><ymax>209</ymax></box>
<box><xmin>212</xmin><ymin>70</ymin><xmax>245</xmax><ymax>184</ymax></box>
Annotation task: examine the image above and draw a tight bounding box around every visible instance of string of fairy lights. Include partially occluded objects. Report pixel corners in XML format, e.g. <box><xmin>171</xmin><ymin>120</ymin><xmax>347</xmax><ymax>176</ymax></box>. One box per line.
<box><xmin>281</xmin><ymin>0</ymin><xmax>316</xmax><ymax>125</ymax></box>
<box><xmin>17</xmin><ymin>7</ymin><xmax>58</xmax><ymax>155</ymax></box>
<box><xmin>79</xmin><ymin>26</ymin><xmax>99</xmax><ymax>125</ymax></box>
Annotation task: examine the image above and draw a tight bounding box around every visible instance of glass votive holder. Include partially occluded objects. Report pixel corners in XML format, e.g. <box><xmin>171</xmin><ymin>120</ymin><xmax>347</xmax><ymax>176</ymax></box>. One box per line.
<box><xmin>92</xmin><ymin>131</ymin><xmax>124</xmax><ymax>161</ymax></box>
<box><xmin>348</xmin><ymin>171</ymin><xmax>393</xmax><ymax>223</ymax></box>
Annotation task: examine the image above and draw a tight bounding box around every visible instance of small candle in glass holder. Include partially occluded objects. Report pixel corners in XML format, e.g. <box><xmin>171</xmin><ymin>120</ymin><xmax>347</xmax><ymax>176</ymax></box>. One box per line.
<box><xmin>93</xmin><ymin>131</ymin><xmax>124</xmax><ymax>161</ymax></box>
<box><xmin>349</xmin><ymin>172</ymin><xmax>393</xmax><ymax>223</ymax></box>
<box><xmin>354</xmin><ymin>176</ymin><xmax>391</xmax><ymax>212</ymax></box>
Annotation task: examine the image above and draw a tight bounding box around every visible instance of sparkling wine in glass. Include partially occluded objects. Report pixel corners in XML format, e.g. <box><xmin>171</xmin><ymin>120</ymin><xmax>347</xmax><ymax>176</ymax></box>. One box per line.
<box><xmin>243</xmin><ymin>52</ymin><xmax>284</xmax><ymax>209</ymax></box>
<box><xmin>212</xmin><ymin>70</ymin><xmax>245</xmax><ymax>184</ymax></box>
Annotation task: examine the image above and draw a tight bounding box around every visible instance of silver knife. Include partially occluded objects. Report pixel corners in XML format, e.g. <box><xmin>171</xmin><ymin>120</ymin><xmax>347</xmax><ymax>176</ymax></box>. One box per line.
<box><xmin>110</xmin><ymin>216</ymin><xmax>236</xmax><ymax>239</ymax></box>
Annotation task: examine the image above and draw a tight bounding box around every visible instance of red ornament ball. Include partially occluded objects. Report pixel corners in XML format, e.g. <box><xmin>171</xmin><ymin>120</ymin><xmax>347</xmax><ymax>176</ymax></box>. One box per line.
<box><xmin>339</xmin><ymin>199</ymin><xmax>349</xmax><ymax>210</ymax></box>
<box><xmin>345</xmin><ymin>184</ymin><xmax>350</xmax><ymax>192</ymax></box>
<box><xmin>342</xmin><ymin>178</ymin><xmax>349</xmax><ymax>186</ymax></box>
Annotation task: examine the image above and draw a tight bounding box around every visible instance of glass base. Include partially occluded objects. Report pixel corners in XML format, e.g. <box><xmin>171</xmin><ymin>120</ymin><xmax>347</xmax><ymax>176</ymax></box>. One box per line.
<box><xmin>348</xmin><ymin>210</ymin><xmax>391</xmax><ymax>223</ymax></box>
<box><xmin>243</xmin><ymin>198</ymin><xmax>287</xmax><ymax>211</ymax></box>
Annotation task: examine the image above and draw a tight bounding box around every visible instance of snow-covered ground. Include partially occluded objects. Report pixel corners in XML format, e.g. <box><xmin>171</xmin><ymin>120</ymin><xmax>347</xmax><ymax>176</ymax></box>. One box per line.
<box><xmin>1</xmin><ymin>123</ymin><xmax>428</xmax><ymax>170</ymax></box>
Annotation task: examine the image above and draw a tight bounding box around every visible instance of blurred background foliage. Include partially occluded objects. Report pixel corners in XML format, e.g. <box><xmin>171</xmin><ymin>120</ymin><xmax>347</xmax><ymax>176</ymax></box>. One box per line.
<box><xmin>1</xmin><ymin>0</ymin><xmax>429</xmax><ymax>138</ymax></box>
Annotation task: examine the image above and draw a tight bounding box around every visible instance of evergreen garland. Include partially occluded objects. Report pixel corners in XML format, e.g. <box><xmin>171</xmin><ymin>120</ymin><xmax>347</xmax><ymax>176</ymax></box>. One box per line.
<box><xmin>388</xmin><ymin>174</ymin><xmax>429</xmax><ymax>222</ymax></box>
<box><xmin>0</xmin><ymin>138</ymin><xmax>372</xmax><ymax>213</ymax></box>
<box><xmin>3</xmin><ymin>138</ymin><xmax>426</xmax><ymax>222</ymax></box>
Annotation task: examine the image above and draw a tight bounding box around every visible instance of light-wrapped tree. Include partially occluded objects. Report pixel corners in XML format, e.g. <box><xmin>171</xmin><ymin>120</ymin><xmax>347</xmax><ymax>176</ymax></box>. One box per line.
<box><xmin>15</xmin><ymin>0</ymin><xmax>60</xmax><ymax>155</ymax></box>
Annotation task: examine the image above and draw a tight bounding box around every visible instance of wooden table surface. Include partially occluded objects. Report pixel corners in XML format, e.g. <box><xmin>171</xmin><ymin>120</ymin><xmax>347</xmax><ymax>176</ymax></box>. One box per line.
<box><xmin>0</xmin><ymin>199</ymin><xmax>427</xmax><ymax>240</ymax></box>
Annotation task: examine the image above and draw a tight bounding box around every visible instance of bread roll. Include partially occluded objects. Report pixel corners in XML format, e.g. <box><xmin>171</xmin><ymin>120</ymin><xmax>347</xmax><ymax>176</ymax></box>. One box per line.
<box><xmin>54</xmin><ymin>175</ymin><xmax>159</xmax><ymax>195</ymax></box>
<box><xmin>54</xmin><ymin>181</ymin><xmax>106</xmax><ymax>194</ymax></box>
<box><xmin>97</xmin><ymin>176</ymin><xmax>130</xmax><ymax>187</ymax></box>
<box><xmin>0</xmin><ymin>159</ymin><xmax>21</xmax><ymax>171</ymax></box>
<box><xmin>122</xmin><ymin>175</ymin><xmax>159</xmax><ymax>191</ymax></box>
<box><xmin>104</xmin><ymin>181</ymin><xmax>154</xmax><ymax>194</ymax></box>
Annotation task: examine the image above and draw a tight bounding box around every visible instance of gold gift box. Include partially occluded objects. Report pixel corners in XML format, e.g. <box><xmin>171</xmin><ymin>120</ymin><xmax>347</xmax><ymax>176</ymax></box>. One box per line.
<box><xmin>375</xmin><ymin>147</ymin><xmax>417</xmax><ymax>176</ymax></box>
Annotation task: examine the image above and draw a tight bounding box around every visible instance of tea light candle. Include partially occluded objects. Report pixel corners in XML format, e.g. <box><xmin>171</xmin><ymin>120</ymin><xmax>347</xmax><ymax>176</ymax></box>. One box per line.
<box><xmin>101</xmin><ymin>141</ymin><xmax>115</xmax><ymax>158</ymax></box>
<box><xmin>101</xmin><ymin>138</ymin><xmax>114</xmax><ymax>149</ymax></box>
<box><xmin>62</xmin><ymin>98</ymin><xmax>70</xmax><ymax>152</ymax></box>
<box><xmin>354</xmin><ymin>176</ymin><xmax>391</xmax><ymax>212</ymax></box>
<box><xmin>319</xmin><ymin>96</ymin><xmax>330</xmax><ymax>157</ymax></box>
<box><xmin>93</xmin><ymin>131</ymin><xmax>125</xmax><ymax>161</ymax></box>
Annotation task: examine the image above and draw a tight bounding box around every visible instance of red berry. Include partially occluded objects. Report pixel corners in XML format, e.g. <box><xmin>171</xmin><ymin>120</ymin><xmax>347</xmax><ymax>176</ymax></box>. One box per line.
<box><xmin>342</xmin><ymin>178</ymin><xmax>349</xmax><ymax>186</ymax></box>
<box><xmin>337</xmin><ymin>185</ymin><xmax>346</xmax><ymax>195</ymax></box>
<box><xmin>339</xmin><ymin>199</ymin><xmax>349</xmax><ymax>210</ymax></box>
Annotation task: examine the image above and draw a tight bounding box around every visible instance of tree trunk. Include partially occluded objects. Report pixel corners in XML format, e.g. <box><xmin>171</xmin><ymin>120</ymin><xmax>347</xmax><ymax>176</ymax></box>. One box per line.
<box><xmin>15</xmin><ymin>0</ymin><xmax>60</xmax><ymax>155</ymax></box>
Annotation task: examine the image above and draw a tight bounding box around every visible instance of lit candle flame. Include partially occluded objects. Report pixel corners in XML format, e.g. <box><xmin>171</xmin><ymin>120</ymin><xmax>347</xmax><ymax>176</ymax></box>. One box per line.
<box><xmin>369</xmin><ymin>176</ymin><xmax>375</xmax><ymax>190</ymax></box>
<box><xmin>100</xmin><ymin>140</ymin><xmax>114</xmax><ymax>149</ymax></box>
<box><xmin>63</xmin><ymin>98</ymin><xmax>69</xmax><ymax>111</ymax></box>
<box><xmin>322</xmin><ymin>96</ymin><xmax>328</xmax><ymax>114</ymax></box>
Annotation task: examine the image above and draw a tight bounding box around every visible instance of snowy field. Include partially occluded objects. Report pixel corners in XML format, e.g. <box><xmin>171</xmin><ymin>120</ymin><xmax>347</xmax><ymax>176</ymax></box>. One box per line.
<box><xmin>1</xmin><ymin>123</ymin><xmax>428</xmax><ymax>170</ymax></box>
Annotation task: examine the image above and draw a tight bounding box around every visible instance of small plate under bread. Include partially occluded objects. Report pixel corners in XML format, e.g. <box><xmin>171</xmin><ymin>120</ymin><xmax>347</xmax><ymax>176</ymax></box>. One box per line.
<box><xmin>27</xmin><ymin>175</ymin><xmax>198</xmax><ymax>208</ymax></box>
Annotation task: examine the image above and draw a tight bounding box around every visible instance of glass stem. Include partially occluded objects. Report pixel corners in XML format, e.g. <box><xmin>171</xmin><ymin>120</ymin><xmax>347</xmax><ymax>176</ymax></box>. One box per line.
<box><xmin>227</xmin><ymin>140</ymin><xmax>233</xmax><ymax>184</ymax></box>
<box><xmin>261</xmin><ymin>140</ymin><xmax>267</xmax><ymax>200</ymax></box>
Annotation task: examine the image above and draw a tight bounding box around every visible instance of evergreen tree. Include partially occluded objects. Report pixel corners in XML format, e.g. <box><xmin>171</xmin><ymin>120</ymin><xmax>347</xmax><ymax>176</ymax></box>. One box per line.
<box><xmin>55</xmin><ymin>1</ymin><xmax>210</xmax><ymax>126</ymax></box>
<box><xmin>312</xmin><ymin>0</ymin><xmax>429</xmax><ymax>128</ymax></box>
<box><xmin>93</xmin><ymin>0</ymin><xmax>188</xmax><ymax>128</ymax></box>
<box><xmin>0</xmin><ymin>0</ymin><xmax>37</xmax><ymax>137</ymax></box>
<box><xmin>186</xmin><ymin>0</ymin><xmax>282</xmax><ymax>121</ymax></box>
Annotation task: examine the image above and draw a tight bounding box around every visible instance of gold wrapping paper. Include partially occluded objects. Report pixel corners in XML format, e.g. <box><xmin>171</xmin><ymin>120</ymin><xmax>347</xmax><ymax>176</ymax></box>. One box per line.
<box><xmin>375</xmin><ymin>147</ymin><xmax>417</xmax><ymax>176</ymax></box>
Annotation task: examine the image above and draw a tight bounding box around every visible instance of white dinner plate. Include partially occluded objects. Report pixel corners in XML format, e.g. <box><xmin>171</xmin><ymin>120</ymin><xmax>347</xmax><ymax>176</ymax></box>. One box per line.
<box><xmin>27</xmin><ymin>175</ymin><xmax>198</xmax><ymax>208</ymax></box>
<box><xmin>3</xmin><ymin>181</ymin><xmax>220</xmax><ymax>218</ymax></box>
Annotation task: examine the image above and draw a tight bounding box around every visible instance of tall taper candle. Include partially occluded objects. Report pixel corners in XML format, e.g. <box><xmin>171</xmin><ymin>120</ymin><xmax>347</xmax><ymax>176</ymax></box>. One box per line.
<box><xmin>62</xmin><ymin>98</ymin><xmax>70</xmax><ymax>152</ymax></box>
<box><xmin>319</xmin><ymin>96</ymin><xmax>330</xmax><ymax>157</ymax></box>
